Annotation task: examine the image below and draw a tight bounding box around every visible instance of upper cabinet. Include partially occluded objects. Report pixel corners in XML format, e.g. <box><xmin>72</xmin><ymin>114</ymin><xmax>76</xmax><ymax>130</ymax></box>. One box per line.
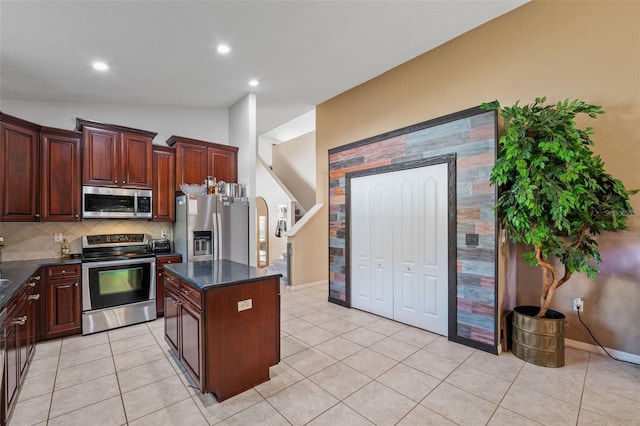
<box><xmin>152</xmin><ymin>145</ymin><xmax>176</xmax><ymax>222</ymax></box>
<box><xmin>167</xmin><ymin>135</ymin><xmax>238</xmax><ymax>188</ymax></box>
<box><xmin>40</xmin><ymin>127</ymin><xmax>82</xmax><ymax>222</ymax></box>
<box><xmin>77</xmin><ymin>118</ymin><xmax>156</xmax><ymax>189</ymax></box>
<box><xmin>0</xmin><ymin>113</ymin><xmax>40</xmax><ymax>221</ymax></box>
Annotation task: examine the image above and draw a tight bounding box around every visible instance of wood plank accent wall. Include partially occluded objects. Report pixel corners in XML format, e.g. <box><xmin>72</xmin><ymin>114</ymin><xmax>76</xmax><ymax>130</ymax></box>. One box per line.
<box><xmin>328</xmin><ymin>106</ymin><xmax>498</xmax><ymax>349</ymax></box>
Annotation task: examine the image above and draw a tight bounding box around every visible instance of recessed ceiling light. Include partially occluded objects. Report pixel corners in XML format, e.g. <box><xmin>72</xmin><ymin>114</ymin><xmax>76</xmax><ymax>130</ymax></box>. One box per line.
<box><xmin>248</xmin><ymin>79</ymin><xmax>259</xmax><ymax>87</ymax></box>
<box><xmin>92</xmin><ymin>61</ymin><xmax>109</xmax><ymax>71</ymax></box>
<box><xmin>217</xmin><ymin>44</ymin><xmax>231</xmax><ymax>54</ymax></box>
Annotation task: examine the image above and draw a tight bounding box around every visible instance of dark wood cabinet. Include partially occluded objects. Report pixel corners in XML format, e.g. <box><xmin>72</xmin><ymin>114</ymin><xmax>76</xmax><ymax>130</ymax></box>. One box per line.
<box><xmin>77</xmin><ymin>118</ymin><xmax>156</xmax><ymax>189</ymax></box>
<box><xmin>156</xmin><ymin>254</ymin><xmax>181</xmax><ymax>316</ymax></box>
<box><xmin>164</xmin><ymin>270</ymin><xmax>280</xmax><ymax>402</ymax></box>
<box><xmin>80</xmin><ymin>125</ymin><xmax>119</xmax><ymax>187</ymax></box>
<box><xmin>164</xmin><ymin>284</ymin><xmax>180</xmax><ymax>353</ymax></box>
<box><xmin>152</xmin><ymin>146</ymin><xmax>176</xmax><ymax>222</ymax></box>
<box><xmin>24</xmin><ymin>273</ymin><xmax>41</xmax><ymax>360</ymax></box>
<box><xmin>208</xmin><ymin>146</ymin><xmax>237</xmax><ymax>184</ymax></box>
<box><xmin>167</xmin><ymin>135</ymin><xmax>238</xmax><ymax>188</ymax></box>
<box><xmin>121</xmin><ymin>132</ymin><xmax>153</xmax><ymax>188</ymax></box>
<box><xmin>40</xmin><ymin>128</ymin><xmax>82</xmax><ymax>222</ymax></box>
<box><xmin>39</xmin><ymin>264</ymin><xmax>81</xmax><ymax>340</ymax></box>
<box><xmin>3</xmin><ymin>270</ymin><xmax>41</xmax><ymax>425</ymax></box>
<box><xmin>0</xmin><ymin>113</ymin><xmax>40</xmax><ymax>221</ymax></box>
<box><xmin>164</xmin><ymin>272</ymin><xmax>204</xmax><ymax>390</ymax></box>
<box><xmin>4</xmin><ymin>295</ymin><xmax>20</xmax><ymax>423</ymax></box>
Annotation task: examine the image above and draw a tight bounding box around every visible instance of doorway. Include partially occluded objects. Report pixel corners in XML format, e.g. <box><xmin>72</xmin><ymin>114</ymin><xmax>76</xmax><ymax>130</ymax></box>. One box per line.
<box><xmin>349</xmin><ymin>161</ymin><xmax>451</xmax><ymax>335</ymax></box>
<box><xmin>256</xmin><ymin>197</ymin><xmax>269</xmax><ymax>268</ymax></box>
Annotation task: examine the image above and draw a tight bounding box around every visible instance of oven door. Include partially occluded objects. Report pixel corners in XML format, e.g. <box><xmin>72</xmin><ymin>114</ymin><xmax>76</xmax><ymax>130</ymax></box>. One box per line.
<box><xmin>82</xmin><ymin>257</ymin><xmax>156</xmax><ymax>312</ymax></box>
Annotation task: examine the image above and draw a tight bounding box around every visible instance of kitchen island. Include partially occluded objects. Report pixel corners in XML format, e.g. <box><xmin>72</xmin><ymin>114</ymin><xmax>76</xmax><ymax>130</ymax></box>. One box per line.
<box><xmin>163</xmin><ymin>259</ymin><xmax>281</xmax><ymax>402</ymax></box>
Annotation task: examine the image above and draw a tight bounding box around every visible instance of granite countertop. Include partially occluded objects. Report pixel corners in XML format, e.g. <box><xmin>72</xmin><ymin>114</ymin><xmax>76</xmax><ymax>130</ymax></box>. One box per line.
<box><xmin>165</xmin><ymin>259</ymin><xmax>282</xmax><ymax>290</ymax></box>
<box><xmin>0</xmin><ymin>257</ymin><xmax>82</xmax><ymax>307</ymax></box>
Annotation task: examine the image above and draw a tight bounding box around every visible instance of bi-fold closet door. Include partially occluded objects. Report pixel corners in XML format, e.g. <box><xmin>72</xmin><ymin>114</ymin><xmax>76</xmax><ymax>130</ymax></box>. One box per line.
<box><xmin>350</xmin><ymin>163</ymin><xmax>449</xmax><ymax>335</ymax></box>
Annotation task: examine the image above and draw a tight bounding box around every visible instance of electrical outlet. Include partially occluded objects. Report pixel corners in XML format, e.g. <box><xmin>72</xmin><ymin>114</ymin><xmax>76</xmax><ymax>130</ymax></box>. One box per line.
<box><xmin>161</xmin><ymin>230</ymin><xmax>167</xmax><ymax>238</ymax></box>
<box><xmin>573</xmin><ymin>297</ymin><xmax>584</xmax><ymax>312</ymax></box>
<box><xmin>237</xmin><ymin>299</ymin><xmax>253</xmax><ymax>312</ymax></box>
<box><xmin>54</xmin><ymin>233</ymin><xmax>63</xmax><ymax>243</ymax></box>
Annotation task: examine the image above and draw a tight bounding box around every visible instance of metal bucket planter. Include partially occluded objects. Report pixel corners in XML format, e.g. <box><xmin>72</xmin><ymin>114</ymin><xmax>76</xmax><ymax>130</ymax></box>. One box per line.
<box><xmin>512</xmin><ymin>305</ymin><xmax>566</xmax><ymax>367</ymax></box>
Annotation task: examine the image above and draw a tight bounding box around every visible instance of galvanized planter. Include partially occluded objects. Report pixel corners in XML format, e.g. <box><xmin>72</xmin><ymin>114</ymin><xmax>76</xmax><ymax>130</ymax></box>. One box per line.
<box><xmin>512</xmin><ymin>305</ymin><xmax>566</xmax><ymax>368</ymax></box>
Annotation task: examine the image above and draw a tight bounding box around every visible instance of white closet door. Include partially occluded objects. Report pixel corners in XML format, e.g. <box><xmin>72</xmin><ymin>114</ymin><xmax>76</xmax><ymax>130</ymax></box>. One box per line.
<box><xmin>370</xmin><ymin>175</ymin><xmax>393</xmax><ymax>318</ymax></box>
<box><xmin>350</xmin><ymin>163</ymin><xmax>449</xmax><ymax>336</ymax></box>
<box><xmin>393</xmin><ymin>163</ymin><xmax>449</xmax><ymax>335</ymax></box>
<box><xmin>350</xmin><ymin>174</ymin><xmax>393</xmax><ymax>318</ymax></box>
<box><xmin>351</xmin><ymin>178</ymin><xmax>373</xmax><ymax>311</ymax></box>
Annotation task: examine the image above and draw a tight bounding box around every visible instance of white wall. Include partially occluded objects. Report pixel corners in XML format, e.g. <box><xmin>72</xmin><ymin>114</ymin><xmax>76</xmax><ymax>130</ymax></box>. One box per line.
<box><xmin>272</xmin><ymin>131</ymin><xmax>316</xmax><ymax>212</ymax></box>
<box><xmin>256</xmin><ymin>160</ymin><xmax>291</xmax><ymax>264</ymax></box>
<box><xmin>1</xmin><ymin>100</ymin><xmax>228</xmax><ymax>146</ymax></box>
<box><xmin>229</xmin><ymin>93</ymin><xmax>257</xmax><ymax>266</ymax></box>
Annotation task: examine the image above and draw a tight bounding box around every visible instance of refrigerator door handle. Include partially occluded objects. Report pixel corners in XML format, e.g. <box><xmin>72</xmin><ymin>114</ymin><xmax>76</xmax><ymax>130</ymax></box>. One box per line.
<box><xmin>216</xmin><ymin>213</ymin><xmax>223</xmax><ymax>260</ymax></box>
<box><xmin>212</xmin><ymin>212</ymin><xmax>219</xmax><ymax>260</ymax></box>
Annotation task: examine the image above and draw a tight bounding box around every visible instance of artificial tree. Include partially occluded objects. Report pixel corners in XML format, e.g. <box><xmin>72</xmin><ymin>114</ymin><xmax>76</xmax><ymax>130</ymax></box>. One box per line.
<box><xmin>483</xmin><ymin>97</ymin><xmax>636</xmax><ymax>318</ymax></box>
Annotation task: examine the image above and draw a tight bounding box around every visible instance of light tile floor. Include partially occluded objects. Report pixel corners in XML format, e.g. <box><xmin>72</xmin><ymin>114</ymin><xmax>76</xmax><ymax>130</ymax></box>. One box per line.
<box><xmin>10</xmin><ymin>282</ymin><xmax>640</xmax><ymax>425</ymax></box>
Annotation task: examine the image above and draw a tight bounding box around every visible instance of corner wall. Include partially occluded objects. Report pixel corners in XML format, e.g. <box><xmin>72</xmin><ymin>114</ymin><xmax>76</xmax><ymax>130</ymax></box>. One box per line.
<box><xmin>272</xmin><ymin>131</ymin><xmax>316</xmax><ymax>212</ymax></box>
<box><xmin>316</xmin><ymin>1</ymin><xmax>640</xmax><ymax>355</ymax></box>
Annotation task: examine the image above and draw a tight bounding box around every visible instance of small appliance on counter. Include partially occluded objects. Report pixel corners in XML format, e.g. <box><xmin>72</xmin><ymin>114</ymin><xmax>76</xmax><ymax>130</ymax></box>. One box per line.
<box><xmin>150</xmin><ymin>239</ymin><xmax>171</xmax><ymax>254</ymax></box>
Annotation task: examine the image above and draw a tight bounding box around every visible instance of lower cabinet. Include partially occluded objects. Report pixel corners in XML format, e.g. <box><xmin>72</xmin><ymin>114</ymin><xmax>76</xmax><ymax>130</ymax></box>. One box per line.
<box><xmin>39</xmin><ymin>264</ymin><xmax>81</xmax><ymax>341</ymax></box>
<box><xmin>155</xmin><ymin>255</ymin><xmax>182</xmax><ymax>317</ymax></box>
<box><xmin>3</xmin><ymin>270</ymin><xmax>41</xmax><ymax>425</ymax></box>
<box><xmin>163</xmin><ymin>272</ymin><xmax>204</xmax><ymax>390</ymax></box>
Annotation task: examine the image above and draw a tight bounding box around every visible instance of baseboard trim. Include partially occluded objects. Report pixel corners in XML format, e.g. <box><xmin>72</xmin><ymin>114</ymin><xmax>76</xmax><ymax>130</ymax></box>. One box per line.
<box><xmin>565</xmin><ymin>338</ymin><xmax>640</xmax><ymax>364</ymax></box>
<box><xmin>282</xmin><ymin>280</ymin><xmax>328</xmax><ymax>291</ymax></box>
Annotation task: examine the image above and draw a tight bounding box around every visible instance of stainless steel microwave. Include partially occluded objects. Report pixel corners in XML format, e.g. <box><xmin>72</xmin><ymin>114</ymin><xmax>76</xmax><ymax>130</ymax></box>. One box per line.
<box><xmin>82</xmin><ymin>186</ymin><xmax>152</xmax><ymax>219</ymax></box>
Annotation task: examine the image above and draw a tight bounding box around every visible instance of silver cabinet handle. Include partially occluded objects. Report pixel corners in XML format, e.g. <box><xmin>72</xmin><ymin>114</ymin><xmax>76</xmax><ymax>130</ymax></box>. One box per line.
<box><xmin>28</xmin><ymin>282</ymin><xmax>36</xmax><ymax>287</ymax></box>
<box><xmin>28</xmin><ymin>294</ymin><xmax>40</xmax><ymax>301</ymax></box>
<box><xmin>33</xmin><ymin>276</ymin><xmax>41</xmax><ymax>281</ymax></box>
<box><xmin>75</xmin><ymin>282</ymin><xmax>78</xmax><ymax>287</ymax></box>
<box><xmin>14</xmin><ymin>316</ymin><xmax>27</xmax><ymax>326</ymax></box>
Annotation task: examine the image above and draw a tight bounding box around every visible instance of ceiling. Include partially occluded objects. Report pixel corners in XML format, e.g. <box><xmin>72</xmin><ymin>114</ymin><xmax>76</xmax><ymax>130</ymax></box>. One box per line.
<box><xmin>0</xmin><ymin>1</ymin><xmax>527</xmax><ymax>137</ymax></box>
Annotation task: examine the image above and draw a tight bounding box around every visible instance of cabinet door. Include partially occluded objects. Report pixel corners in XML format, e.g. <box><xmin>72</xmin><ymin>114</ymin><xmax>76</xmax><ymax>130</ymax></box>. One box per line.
<box><xmin>156</xmin><ymin>256</ymin><xmax>181</xmax><ymax>316</ymax></box>
<box><xmin>46</xmin><ymin>277</ymin><xmax>81</xmax><ymax>336</ymax></box>
<box><xmin>176</xmin><ymin>143</ymin><xmax>207</xmax><ymax>186</ymax></box>
<box><xmin>17</xmin><ymin>294</ymin><xmax>29</xmax><ymax>377</ymax></box>
<box><xmin>152</xmin><ymin>147</ymin><xmax>176</xmax><ymax>221</ymax></box>
<box><xmin>208</xmin><ymin>147</ymin><xmax>237</xmax><ymax>183</ymax></box>
<box><xmin>4</xmin><ymin>316</ymin><xmax>19</xmax><ymax>420</ymax></box>
<box><xmin>164</xmin><ymin>287</ymin><xmax>180</xmax><ymax>354</ymax></box>
<box><xmin>180</xmin><ymin>300</ymin><xmax>203</xmax><ymax>390</ymax></box>
<box><xmin>82</xmin><ymin>126</ymin><xmax>120</xmax><ymax>186</ymax></box>
<box><xmin>121</xmin><ymin>132</ymin><xmax>153</xmax><ymax>189</ymax></box>
<box><xmin>40</xmin><ymin>131</ymin><xmax>81</xmax><ymax>221</ymax></box>
<box><xmin>0</xmin><ymin>122</ymin><xmax>40</xmax><ymax>221</ymax></box>
<box><xmin>26</xmin><ymin>282</ymin><xmax>41</xmax><ymax>357</ymax></box>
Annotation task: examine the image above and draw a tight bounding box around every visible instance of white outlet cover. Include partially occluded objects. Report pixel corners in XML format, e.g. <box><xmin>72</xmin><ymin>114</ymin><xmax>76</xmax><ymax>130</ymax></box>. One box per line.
<box><xmin>237</xmin><ymin>299</ymin><xmax>253</xmax><ymax>312</ymax></box>
<box><xmin>54</xmin><ymin>233</ymin><xmax>63</xmax><ymax>242</ymax></box>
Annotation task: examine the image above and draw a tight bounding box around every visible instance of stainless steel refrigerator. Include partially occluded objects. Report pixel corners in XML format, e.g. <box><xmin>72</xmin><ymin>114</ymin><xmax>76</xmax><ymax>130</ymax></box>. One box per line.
<box><xmin>174</xmin><ymin>194</ymin><xmax>249</xmax><ymax>264</ymax></box>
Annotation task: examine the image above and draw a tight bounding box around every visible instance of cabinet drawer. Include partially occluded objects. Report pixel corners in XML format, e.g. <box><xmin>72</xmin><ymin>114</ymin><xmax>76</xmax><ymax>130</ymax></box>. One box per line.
<box><xmin>164</xmin><ymin>272</ymin><xmax>180</xmax><ymax>292</ymax></box>
<box><xmin>157</xmin><ymin>255</ymin><xmax>181</xmax><ymax>269</ymax></box>
<box><xmin>180</xmin><ymin>282</ymin><xmax>202</xmax><ymax>311</ymax></box>
<box><xmin>46</xmin><ymin>264</ymin><xmax>80</xmax><ymax>279</ymax></box>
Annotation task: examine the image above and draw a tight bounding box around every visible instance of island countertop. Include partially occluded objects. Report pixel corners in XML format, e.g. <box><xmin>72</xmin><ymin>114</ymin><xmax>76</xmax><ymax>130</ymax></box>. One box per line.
<box><xmin>164</xmin><ymin>259</ymin><xmax>282</xmax><ymax>290</ymax></box>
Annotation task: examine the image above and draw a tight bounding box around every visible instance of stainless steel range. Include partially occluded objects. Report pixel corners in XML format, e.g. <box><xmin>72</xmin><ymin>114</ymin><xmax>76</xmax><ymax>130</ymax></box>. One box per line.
<box><xmin>81</xmin><ymin>233</ymin><xmax>156</xmax><ymax>335</ymax></box>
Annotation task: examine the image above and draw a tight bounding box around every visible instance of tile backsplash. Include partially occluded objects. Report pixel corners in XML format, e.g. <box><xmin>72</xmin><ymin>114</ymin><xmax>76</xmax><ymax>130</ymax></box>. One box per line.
<box><xmin>0</xmin><ymin>221</ymin><xmax>171</xmax><ymax>261</ymax></box>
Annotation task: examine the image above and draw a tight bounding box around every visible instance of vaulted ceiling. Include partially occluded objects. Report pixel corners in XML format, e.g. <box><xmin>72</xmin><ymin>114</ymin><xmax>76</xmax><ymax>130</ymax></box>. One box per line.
<box><xmin>0</xmin><ymin>1</ymin><xmax>527</xmax><ymax>135</ymax></box>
